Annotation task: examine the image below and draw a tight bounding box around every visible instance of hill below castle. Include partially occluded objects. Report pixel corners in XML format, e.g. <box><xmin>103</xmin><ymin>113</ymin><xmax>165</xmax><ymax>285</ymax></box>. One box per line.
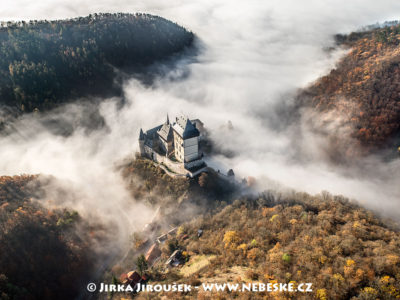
<box><xmin>137</xmin><ymin>191</ymin><xmax>400</xmax><ymax>300</ymax></box>
<box><xmin>1</xmin><ymin>158</ymin><xmax>400</xmax><ymax>300</ymax></box>
<box><xmin>112</xmin><ymin>158</ymin><xmax>400</xmax><ymax>300</ymax></box>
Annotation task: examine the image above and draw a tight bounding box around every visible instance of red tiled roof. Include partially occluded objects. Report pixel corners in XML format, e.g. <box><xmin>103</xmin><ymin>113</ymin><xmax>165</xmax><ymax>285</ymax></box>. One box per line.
<box><xmin>127</xmin><ymin>271</ymin><xmax>141</xmax><ymax>283</ymax></box>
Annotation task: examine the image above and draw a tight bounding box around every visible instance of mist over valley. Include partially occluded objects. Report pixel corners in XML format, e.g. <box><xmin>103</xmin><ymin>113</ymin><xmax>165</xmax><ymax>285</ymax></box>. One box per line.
<box><xmin>1</xmin><ymin>1</ymin><xmax>400</xmax><ymax>299</ymax></box>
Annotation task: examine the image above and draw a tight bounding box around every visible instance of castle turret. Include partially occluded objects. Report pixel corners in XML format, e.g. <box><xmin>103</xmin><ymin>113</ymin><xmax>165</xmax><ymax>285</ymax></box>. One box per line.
<box><xmin>139</xmin><ymin>128</ymin><xmax>145</xmax><ymax>156</ymax></box>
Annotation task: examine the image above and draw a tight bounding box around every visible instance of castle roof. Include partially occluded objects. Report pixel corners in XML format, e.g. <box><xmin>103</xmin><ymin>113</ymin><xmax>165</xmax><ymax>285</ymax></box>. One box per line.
<box><xmin>143</xmin><ymin>125</ymin><xmax>162</xmax><ymax>147</ymax></box>
<box><xmin>158</xmin><ymin>115</ymin><xmax>173</xmax><ymax>141</ymax></box>
<box><xmin>173</xmin><ymin>115</ymin><xmax>200</xmax><ymax>139</ymax></box>
<box><xmin>146</xmin><ymin>125</ymin><xmax>162</xmax><ymax>138</ymax></box>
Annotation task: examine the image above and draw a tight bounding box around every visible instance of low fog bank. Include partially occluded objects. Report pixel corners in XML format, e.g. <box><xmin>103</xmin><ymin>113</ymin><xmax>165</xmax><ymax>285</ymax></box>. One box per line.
<box><xmin>0</xmin><ymin>99</ymin><xmax>159</xmax><ymax>267</ymax></box>
<box><xmin>122</xmin><ymin>76</ymin><xmax>400</xmax><ymax>217</ymax></box>
<box><xmin>0</xmin><ymin>0</ymin><xmax>400</xmax><ymax>258</ymax></box>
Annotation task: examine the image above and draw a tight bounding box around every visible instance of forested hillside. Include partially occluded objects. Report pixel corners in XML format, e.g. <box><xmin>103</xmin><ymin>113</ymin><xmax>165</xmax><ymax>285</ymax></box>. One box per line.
<box><xmin>0</xmin><ymin>13</ymin><xmax>194</xmax><ymax>112</ymax></box>
<box><xmin>3</xmin><ymin>159</ymin><xmax>400</xmax><ymax>300</ymax></box>
<box><xmin>113</xmin><ymin>158</ymin><xmax>400</xmax><ymax>300</ymax></box>
<box><xmin>299</xmin><ymin>24</ymin><xmax>400</xmax><ymax>156</ymax></box>
<box><xmin>0</xmin><ymin>175</ymin><xmax>97</xmax><ymax>299</ymax></box>
<box><xmin>138</xmin><ymin>190</ymin><xmax>400</xmax><ymax>300</ymax></box>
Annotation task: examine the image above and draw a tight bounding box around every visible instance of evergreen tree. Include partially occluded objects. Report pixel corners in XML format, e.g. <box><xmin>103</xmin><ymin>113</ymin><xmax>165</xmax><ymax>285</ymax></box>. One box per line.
<box><xmin>135</xmin><ymin>254</ymin><xmax>148</xmax><ymax>276</ymax></box>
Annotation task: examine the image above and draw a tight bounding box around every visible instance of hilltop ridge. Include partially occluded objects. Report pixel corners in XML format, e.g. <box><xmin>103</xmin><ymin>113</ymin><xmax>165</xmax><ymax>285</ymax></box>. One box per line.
<box><xmin>298</xmin><ymin>24</ymin><xmax>400</xmax><ymax>157</ymax></box>
<box><xmin>0</xmin><ymin>13</ymin><xmax>194</xmax><ymax>114</ymax></box>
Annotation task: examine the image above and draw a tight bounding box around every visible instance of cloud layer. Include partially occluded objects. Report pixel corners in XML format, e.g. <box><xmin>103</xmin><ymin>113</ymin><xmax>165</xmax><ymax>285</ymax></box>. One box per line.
<box><xmin>1</xmin><ymin>0</ymin><xmax>400</xmax><ymax>234</ymax></box>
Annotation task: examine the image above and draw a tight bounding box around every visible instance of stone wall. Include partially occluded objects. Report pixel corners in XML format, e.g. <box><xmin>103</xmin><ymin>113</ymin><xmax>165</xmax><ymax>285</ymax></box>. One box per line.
<box><xmin>142</xmin><ymin>145</ymin><xmax>207</xmax><ymax>177</ymax></box>
<box><xmin>150</xmin><ymin>149</ymin><xmax>186</xmax><ymax>174</ymax></box>
<box><xmin>184</xmin><ymin>158</ymin><xmax>204</xmax><ymax>169</ymax></box>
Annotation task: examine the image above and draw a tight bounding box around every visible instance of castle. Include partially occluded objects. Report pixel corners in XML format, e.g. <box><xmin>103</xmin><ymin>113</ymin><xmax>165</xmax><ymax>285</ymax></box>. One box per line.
<box><xmin>138</xmin><ymin>115</ymin><xmax>207</xmax><ymax>177</ymax></box>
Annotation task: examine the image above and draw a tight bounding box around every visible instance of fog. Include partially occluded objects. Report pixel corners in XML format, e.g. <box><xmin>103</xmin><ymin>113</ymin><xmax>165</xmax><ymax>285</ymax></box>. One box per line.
<box><xmin>1</xmin><ymin>0</ymin><xmax>400</xmax><ymax>255</ymax></box>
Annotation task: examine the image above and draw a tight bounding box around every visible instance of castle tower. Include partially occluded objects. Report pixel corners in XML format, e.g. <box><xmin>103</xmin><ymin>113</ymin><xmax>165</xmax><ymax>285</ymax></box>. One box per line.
<box><xmin>172</xmin><ymin>115</ymin><xmax>200</xmax><ymax>163</ymax></box>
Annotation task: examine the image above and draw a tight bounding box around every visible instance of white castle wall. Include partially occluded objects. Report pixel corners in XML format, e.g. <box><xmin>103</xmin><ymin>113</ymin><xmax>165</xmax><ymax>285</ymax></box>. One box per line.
<box><xmin>183</xmin><ymin>136</ymin><xmax>199</xmax><ymax>162</ymax></box>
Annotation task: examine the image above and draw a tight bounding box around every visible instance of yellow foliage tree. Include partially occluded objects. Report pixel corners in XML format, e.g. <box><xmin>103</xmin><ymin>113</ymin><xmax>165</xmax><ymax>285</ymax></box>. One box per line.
<box><xmin>223</xmin><ymin>230</ymin><xmax>240</xmax><ymax>248</ymax></box>
<box><xmin>316</xmin><ymin>289</ymin><xmax>327</xmax><ymax>300</ymax></box>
